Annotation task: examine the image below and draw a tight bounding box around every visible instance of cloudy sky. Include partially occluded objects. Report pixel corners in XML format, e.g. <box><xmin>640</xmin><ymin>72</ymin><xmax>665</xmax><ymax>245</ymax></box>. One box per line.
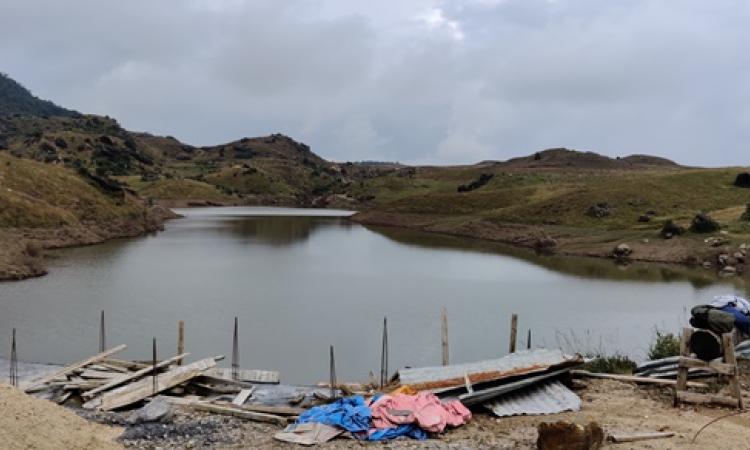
<box><xmin>2</xmin><ymin>0</ymin><xmax>749</xmax><ymax>166</ymax></box>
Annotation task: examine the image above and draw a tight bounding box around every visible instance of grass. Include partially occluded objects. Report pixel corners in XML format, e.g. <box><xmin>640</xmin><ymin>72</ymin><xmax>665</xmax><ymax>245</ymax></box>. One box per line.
<box><xmin>648</xmin><ymin>330</ymin><xmax>681</xmax><ymax>360</ymax></box>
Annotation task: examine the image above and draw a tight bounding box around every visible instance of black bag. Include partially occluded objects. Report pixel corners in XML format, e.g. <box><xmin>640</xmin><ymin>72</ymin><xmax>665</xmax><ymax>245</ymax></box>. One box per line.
<box><xmin>690</xmin><ymin>305</ymin><xmax>735</xmax><ymax>335</ymax></box>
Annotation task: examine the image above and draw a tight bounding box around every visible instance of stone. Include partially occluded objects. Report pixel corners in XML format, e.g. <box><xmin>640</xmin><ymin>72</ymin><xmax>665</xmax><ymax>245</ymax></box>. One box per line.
<box><xmin>612</xmin><ymin>243</ymin><xmax>632</xmax><ymax>260</ymax></box>
<box><xmin>702</xmin><ymin>261</ymin><xmax>712</xmax><ymax>269</ymax></box>
<box><xmin>537</xmin><ymin>421</ymin><xmax>604</xmax><ymax>450</ymax></box>
<box><xmin>660</xmin><ymin>220</ymin><xmax>684</xmax><ymax>239</ymax></box>
<box><xmin>128</xmin><ymin>398</ymin><xmax>173</xmax><ymax>425</ymax></box>
<box><xmin>534</xmin><ymin>236</ymin><xmax>558</xmax><ymax>253</ymax></box>
<box><xmin>718</xmin><ymin>254</ymin><xmax>731</xmax><ymax>267</ymax></box>
<box><xmin>734</xmin><ymin>252</ymin><xmax>746</xmax><ymax>263</ymax></box>
<box><xmin>721</xmin><ymin>266</ymin><xmax>738</xmax><ymax>277</ymax></box>
<box><xmin>735</xmin><ymin>173</ymin><xmax>750</xmax><ymax>188</ymax></box>
<box><xmin>638</xmin><ymin>215</ymin><xmax>651</xmax><ymax>223</ymax></box>
<box><xmin>586</xmin><ymin>203</ymin><xmax>610</xmax><ymax>218</ymax></box>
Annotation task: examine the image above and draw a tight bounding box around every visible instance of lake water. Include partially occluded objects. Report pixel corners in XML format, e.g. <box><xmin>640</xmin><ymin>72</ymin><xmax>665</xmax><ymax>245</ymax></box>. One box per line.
<box><xmin>1</xmin><ymin>207</ymin><xmax>747</xmax><ymax>384</ymax></box>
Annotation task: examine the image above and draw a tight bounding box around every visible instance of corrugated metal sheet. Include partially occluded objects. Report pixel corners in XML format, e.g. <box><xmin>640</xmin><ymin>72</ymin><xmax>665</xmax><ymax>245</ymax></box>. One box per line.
<box><xmin>484</xmin><ymin>380</ymin><xmax>581</xmax><ymax>417</ymax></box>
<box><xmin>397</xmin><ymin>349</ymin><xmax>582</xmax><ymax>391</ymax></box>
<box><xmin>458</xmin><ymin>368</ymin><xmax>571</xmax><ymax>406</ymax></box>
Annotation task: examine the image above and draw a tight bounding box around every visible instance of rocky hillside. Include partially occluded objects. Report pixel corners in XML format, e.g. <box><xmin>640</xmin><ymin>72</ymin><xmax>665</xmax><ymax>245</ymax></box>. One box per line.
<box><xmin>480</xmin><ymin>148</ymin><xmax>679</xmax><ymax>170</ymax></box>
<box><xmin>0</xmin><ymin>73</ymin><xmax>77</xmax><ymax>117</ymax></box>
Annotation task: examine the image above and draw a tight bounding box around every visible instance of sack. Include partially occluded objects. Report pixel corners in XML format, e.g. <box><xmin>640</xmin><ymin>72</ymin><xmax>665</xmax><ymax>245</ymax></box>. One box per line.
<box><xmin>690</xmin><ymin>305</ymin><xmax>735</xmax><ymax>335</ymax></box>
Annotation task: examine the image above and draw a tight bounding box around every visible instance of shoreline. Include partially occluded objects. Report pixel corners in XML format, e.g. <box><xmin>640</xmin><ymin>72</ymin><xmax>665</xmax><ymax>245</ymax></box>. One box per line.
<box><xmin>351</xmin><ymin>210</ymin><xmax>748</xmax><ymax>274</ymax></box>
<box><xmin>0</xmin><ymin>205</ymin><xmax>179</xmax><ymax>282</ymax></box>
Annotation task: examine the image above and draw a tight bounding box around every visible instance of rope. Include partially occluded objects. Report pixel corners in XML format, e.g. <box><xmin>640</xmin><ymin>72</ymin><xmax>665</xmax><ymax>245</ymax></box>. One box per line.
<box><xmin>692</xmin><ymin>410</ymin><xmax>748</xmax><ymax>443</ymax></box>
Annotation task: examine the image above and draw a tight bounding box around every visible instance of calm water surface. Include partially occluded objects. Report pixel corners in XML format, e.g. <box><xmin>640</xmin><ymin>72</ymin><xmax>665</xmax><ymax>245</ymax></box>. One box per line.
<box><xmin>1</xmin><ymin>207</ymin><xmax>746</xmax><ymax>383</ymax></box>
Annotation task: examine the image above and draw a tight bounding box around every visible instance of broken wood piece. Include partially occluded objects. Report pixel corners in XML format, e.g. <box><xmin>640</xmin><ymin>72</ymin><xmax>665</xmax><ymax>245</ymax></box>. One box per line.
<box><xmin>102</xmin><ymin>358</ymin><xmax>150</xmax><ymax>371</ymax></box>
<box><xmin>571</xmin><ymin>370</ymin><xmax>707</xmax><ymax>388</ymax></box>
<box><xmin>204</xmin><ymin>368</ymin><xmax>280</xmax><ymax>384</ymax></box>
<box><xmin>82</xmin><ymin>352</ymin><xmax>189</xmax><ymax>399</ymax></box>
<box><xmin>192</xmin><ymin>403</ymin><xmax>289</xmax><ymax>426</ymax></box>
<box><xmin>96</xmin><ymin>356</ymin><xmax>218</xmax><ymax>411</ymax></box>
<box><xmin>678</xmin><ymin>357</ymin><xmax>736</xmax><ymax>375</ymax></box>
<box><xmin>240</xmin><ymin>404</ymin><xmax>305</xmax><ymax>416</ymax></box>
<box><xmin>232</xmin><ymin>388</ymin><xmax>254</xmax><ymax>406</ymax></box>
<box><xmin>608</xmin><ymin>431</ymin><xmax>675</xmax><ymax>443</ymax></box>
<box><xmin>675</xmin><ymin>391</ymin><xmax>740</xmax><ymax>408</ymax></box>
<box><xmin>79</xmin><ymin>369</ymin><xmax>123</xmax><ymax>380</ymax></box>
<box><xmin>23</xmin><ymin>345</ymin><xmax>127</xmax><ymax>392</ymax></box>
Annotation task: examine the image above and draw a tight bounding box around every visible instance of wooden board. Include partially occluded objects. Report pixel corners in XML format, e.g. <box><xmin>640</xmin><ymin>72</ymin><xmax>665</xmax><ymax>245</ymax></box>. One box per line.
<box><xmin>678</xmin><ymin>357</ymin><xmax>735</xmax><ymax>375</ymax></box>
<box><xmin>571</xmin><ymin>370</ymin><xmax>707</xmax><ymax>388</ymax></box>
<box><xmin>675</xmin><ymin>391</ymin><xmax>740</xmax><ymax>408</ymax></box>
<box><xmin>97</xmin><ymin>357</ymin><xmax>217</xmax><ymax>411</ymax></box>
<box><xmin>192</xmin><ymin>403</ymin><xmax>288</xmax><ymax>426</ymax></box>
<box><xmin>240</xmin><ymin>404</ymin><xmax>306</xmax><ymax>416</ymax></box>
<box><xmin>204</xmin><ymin>368</ymin><xmax>280</xmax><ymax>384</ymax></box>
<box><xmin>232</xmin><ymin>389</ymin><xmax>254</xmax><ymax>406</ymax></box>
<box><xmin>608</xmin><ymin>432</ymin><xmax>675</xmax><ymax>443</ymax></box>
<box><xmin>82</xmin><ymin>352</ymin><xmax>190</xmax><ymax>399</ymax></box>
<box><xmin>23</xmin><ymin>345</ymin><xmax>127</xmax><ymax>392</ymax></box>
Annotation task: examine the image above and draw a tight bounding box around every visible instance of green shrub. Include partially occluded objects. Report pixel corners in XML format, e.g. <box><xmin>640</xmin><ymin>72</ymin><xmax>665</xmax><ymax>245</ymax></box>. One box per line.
<box><xmin>580</xmin><ymin>354</ymin><xmax>637</xmax><ymax>374</ymax></box>
<box><xmin>741</xmin><ymin>204</ymin><xmax>750</xmax><ymax>222</ymax></box>
<box><xmin>648</xmin><ymin>330</ymin><xmax>680</xmax><ymax>360</ymax></box>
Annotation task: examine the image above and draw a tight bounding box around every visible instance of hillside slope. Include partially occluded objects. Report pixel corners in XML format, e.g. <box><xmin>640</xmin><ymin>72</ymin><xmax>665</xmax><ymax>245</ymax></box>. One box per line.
<box><xmin>0</xmin><ymin>73</ymin><xmax>77</xmax><ymax>117</ymax></box>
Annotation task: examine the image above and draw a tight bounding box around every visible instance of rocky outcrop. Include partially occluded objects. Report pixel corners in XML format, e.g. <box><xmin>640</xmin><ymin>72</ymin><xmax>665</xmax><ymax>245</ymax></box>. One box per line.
<box><xmin>586</xmin><ymin>203</ymin><xmax>610</xmax><ymax>218</ymax></box>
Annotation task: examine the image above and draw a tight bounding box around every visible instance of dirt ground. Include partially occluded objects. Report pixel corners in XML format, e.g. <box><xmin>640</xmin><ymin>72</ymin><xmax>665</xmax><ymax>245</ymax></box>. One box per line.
<box><xmin>79</xmin><ymin>379</ymin><xmax>750</xmax><ymax>449</ymax></box>
<box><xmin>0</xmin><ymin>383</ymin><xmax>122</xmax><ymax>450</ymax></box>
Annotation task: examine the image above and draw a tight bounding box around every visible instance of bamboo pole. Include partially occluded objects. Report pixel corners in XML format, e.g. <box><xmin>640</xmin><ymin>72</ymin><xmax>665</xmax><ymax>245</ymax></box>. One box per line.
<box><xmin>177</xmin><ymin>321</ymin><xmax>185</xmax><ymax>366</ymax></box>
<box><xmin>441</xmin><ymin>307</ymin><xmax>449</xmax><ymax>366</ymax></box>
<box><xmin>509</xmin><ymin>314</ymin><xmax>518</xmax><ymax>353</ymax></box>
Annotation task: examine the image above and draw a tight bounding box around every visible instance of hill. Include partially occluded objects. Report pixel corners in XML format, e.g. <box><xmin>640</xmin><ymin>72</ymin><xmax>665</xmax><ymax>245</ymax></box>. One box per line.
<box><xmin>479</xmin><ymin>148</ymin><xmax>679</xmax><ymax>170</ymax></box>
<box><xmin>0</xmin><ymin>73</ymin><xmax>77</xmax><ymax>118</ymax></box>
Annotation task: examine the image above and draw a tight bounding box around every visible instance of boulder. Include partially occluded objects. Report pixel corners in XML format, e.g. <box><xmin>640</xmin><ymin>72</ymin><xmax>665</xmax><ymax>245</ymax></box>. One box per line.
<box><xmin>537</xmin><ymin>421</ymin><xmax>604</xmax><ymax>450</ymax></box>
<box><xmin>741</xmin><ymin>204</ymin><xmax>750</xmax><ymax>222</ymax></box>
<box><xmin>721</xmin><ymin>266</ymin><xmax>738</xmax><ymax>277</ymax></box>
<box><xmin>637</xmin><ymin>215</ymin><xmax>651</xmax><ymax>223</ymax></box>
<box><xmin>586</xmin><ymin>203</ymin><xmax>610</xmax><ymax>218</ymax></box>
<box><xmin>128</xmin><ymin>398</ymin><xmax>173</xmax><ymax>424</ymax></box>
<box><xmin>689</xmin><ymin>213</ymin><xmax>720</xmax><ymax>233</ymax></box>
<box><xmin>718</xmin><ymin>253</ymin><xmax>731</xmax><ymax>267</ymax></box>
<box><xmin>612</xmin><ymin>243</ymin><xmax>632</xmax><ymax>260</ymax></box>
<box><xmin>534</xmin><ymin>236</ymin><xmax>558</xmax><ymax>253</ymax></box>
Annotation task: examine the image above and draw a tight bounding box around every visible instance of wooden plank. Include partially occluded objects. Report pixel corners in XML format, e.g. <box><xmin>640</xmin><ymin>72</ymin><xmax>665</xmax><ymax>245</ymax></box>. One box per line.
<box><xmin>509</xmin><ymin>314</ymin><xmax>518</xmax><ymax>354</ymax></box>
<box><xmin>676</xmin><ymin>391</ymin><xmax>740</xmax><ymax>408</ymax></box>
<box><xmin>192</xmin><ymin>403</ymin><xmax>288</xmax><ymax>426</ymax></box>
<box><xmin>678</xmin><ymin>357</ymin><xmax>735</xmax><ymax>375</ymax></box>
<box><xmin>102</xmin><ymin>358</ymin><xmax>150</xmax><ymax>370</ymax></box>
<box><xmin>97</xmin><ymin>357</ymin><xmax>217</xmax><ymax>411</ymax></box>
<box><xmin>23</xmin><ymin>345</ymin><xmax>127</xmax><ymax>392</ymax></box>
<box><xmin>240</xmin><ymin>404</ymin><xmax>305</xmax><ymax>416</ymax></box>
<box><xmin>204</xmin><ymin>368</ymin><xmax>280</xmax><ymax>384</ymax></box>
<box><xmin>722</xmin><ymin>332</ymin><xmax>743</xmax><ymax>409</ymax></box>
<box><xmin>608</xmin><ymin>432</ymin><xmax>675</xmax><ymax>443</ymax></box>
<box><xmin>82</xmin><ymin>352</ymin><xmax>190</xmax><ymax>399</ymax></box>
<box><xmin>232</xmin><ymin>388</ymin><xmax>254</xmax><ymax>406</ymax></box>
<box><xmin>674</xmin><ymin>327</ymin><xmax>693</xmax><ymax>403</ymax></box>
<box><xmin>80</xmin><ymin>369</ymin><xmax>123</xmax><ymax>380</ymax></box>
<box><xmin>571</xmin><ymin>370</ymin><xmax>707</xmax><ymax>388</ymax></box>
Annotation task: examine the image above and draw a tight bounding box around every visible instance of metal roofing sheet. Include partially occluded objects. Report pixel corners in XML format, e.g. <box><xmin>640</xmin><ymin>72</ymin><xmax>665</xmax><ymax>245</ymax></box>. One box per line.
<box><xmin>397</xmin><ymin>349</ymin><xmax>581</xmax><ymax>391</ymax></box>
<box><xmin>484</xmin><ymin>380</ymin><xmax>581</xmax><ymax>417</ymax></box>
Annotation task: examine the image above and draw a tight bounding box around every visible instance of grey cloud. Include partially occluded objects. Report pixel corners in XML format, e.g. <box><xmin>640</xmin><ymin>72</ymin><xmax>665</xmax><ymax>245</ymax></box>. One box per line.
<box><xmin>1</xmin><ymin>0</ymin><xmax>749</xmax><ymax>166</ymax></box>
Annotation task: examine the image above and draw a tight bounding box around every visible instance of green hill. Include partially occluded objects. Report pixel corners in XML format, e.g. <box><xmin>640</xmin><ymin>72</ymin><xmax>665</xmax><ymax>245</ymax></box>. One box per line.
<box><xmin>0</xmin><ymin>72</ymin><xmax>78</xmax><ymax>118</ymax></box>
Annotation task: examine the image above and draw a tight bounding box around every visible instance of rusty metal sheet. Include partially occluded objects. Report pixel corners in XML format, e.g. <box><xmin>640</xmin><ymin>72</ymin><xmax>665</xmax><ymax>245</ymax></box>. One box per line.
<box><xmin>397</xmin><ymin>349</ymin><xmax>582</xmax><ymax>391</ymax></box>
<box><xmin>484</xmin><ymin>380</ymin><xmax>581</xmax><ymax>417</ymax></box>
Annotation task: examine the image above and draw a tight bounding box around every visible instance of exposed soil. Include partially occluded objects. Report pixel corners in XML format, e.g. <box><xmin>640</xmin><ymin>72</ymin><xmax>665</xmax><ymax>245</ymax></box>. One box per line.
<box><xmin>0</xmin><ymin>205</ymin><xmax>179</xmax><ymax>281</ymax></box>
<box><xmin>0</xmin><ymin>383</ymin><xmax>122</xmax><ymax>450</ymax></box>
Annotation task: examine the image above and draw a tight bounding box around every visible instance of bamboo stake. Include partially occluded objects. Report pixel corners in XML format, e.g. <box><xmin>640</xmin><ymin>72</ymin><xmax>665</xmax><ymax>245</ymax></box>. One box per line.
<box><xmin>177</xmin><ymin>321</ymin><xmax>185</xmax><ymax>366</ymax></box>
<box><xmin>509</xmin><ymin>314</ymin><xmax>518</xmax><ymax>353</ymax></box>
<box><xmin>441</xmin><ymin>307</ymin><xmax>449</xmax><ymax>366</ymax></box>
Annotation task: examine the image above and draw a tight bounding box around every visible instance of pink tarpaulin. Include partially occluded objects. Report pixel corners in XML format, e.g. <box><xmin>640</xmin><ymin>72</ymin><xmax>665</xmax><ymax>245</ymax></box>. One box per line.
<box><xmin>369</xmin><ymin>392</ymin><xmax>471</xmax><ymax>433</ymax></box>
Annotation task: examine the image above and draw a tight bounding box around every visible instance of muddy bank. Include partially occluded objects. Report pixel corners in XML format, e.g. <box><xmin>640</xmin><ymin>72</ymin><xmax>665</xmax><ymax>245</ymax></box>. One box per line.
<box><xmin>0</xmin><ymin>205</ymin><xmax>179</xmax><ymax>282</ymax></box>
<box><xmin>352</xmin><ymin>210</ymin><xmax>745</xmax><ymax>271</ymax></box>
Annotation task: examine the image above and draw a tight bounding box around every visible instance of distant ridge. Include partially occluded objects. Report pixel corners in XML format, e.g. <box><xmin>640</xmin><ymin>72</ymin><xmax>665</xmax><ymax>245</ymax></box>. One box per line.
<box><xmin>479</xmin><ymin>148</ymin><xmax>679</xmax><ymax>169</ymax></box>
<box><xmin>0</xmin><ymin>72</ymin><xmax>78</xmax><ymax>117</ymax></box>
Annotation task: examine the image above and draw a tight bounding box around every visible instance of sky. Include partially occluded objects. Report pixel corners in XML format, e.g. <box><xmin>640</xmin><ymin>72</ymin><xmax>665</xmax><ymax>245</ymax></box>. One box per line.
<box><xmin>1</xmin><ymin>0</ymin><xmax>749</xmax><ymax>166</ymax></box>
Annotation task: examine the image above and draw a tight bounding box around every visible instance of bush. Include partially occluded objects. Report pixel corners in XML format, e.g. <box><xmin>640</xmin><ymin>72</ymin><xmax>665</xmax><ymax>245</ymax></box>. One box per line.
<box><xmin>741</xmin><ymin>204</ymin><xmax>750</xmax><ymax>222</ymax></box>
<box><xmin>580</xmin><ymin>354</ymin><xmax>636</xmax><ymax>374</ymax></box>
<box><xmin>660</xmin><ymin>220</ymin><xmax>684</xmax><ymax>239</ymax></box>
<box><xmin>689</xmin><ymin>212</ymin><xmax>720</xmax><ymax>233</ymax></box>
<box><xmin>648</xmin><ymin>330</ymin><xmax>680</xmax><ymax>360</ymax></box>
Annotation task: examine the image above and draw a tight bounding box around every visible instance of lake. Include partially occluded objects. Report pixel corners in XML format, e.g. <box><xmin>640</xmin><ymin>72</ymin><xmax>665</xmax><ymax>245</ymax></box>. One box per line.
<box><xmin>0</xmin><ymin>207</ymin><xmax>746</xmax><ymax>384</ymax></box>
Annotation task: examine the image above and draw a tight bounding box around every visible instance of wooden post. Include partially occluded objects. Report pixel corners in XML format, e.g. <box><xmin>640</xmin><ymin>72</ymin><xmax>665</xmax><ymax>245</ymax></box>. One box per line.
<box><xmin>509</xmin><ymin>314</ymin><xmax>518</xmax><ymax>354</ymax></box>
<box><xmin>152</xmin><ymin>337</ymin><xmax>157</xmax><ymax>395</ymax></box>
<box><xmin>232</xmin><ymin>317</ymin><xmax>239</xmax><ymax>381</ymax></box>
<box><xmin>380</xmin><ymin>317</ymin><xmax>388</xmax><ymax>388</ymax></box>
<box><xmin>527</xmin><ymin>329</ymin><xmax>531</xmax><ymax>350</ymax></box>
<box><xmin>674</xmin><ymin>327</ymin><xmax>692</xmax><ymax>406</ymax></box>
<box><xmin>722</xmin><ymin>332</ymin><xmax>743</xmax><ymax>409</ymax></box>
<box><xmin>177</xmin><ymin>321</ymin><xmax>185</xmax><ymax>366</ymax></box>
<box><xmin>10</xmin><ymin>328</ymin><xmax>18</xmax><ymax>387</ymax></box>
<box><xmin>99</xmin><ymin>310</ymin><xmax>106</xmax><ymax>353</ymax></box>
<box><xmin>329</xmin><ymin>345</ymin><xmax>337</xmax><ymax>399</ymax></box>
<box><xmin>441</xmin><ymin>307</ymin><xmax>449</xmax><ymax>366</ymax></box>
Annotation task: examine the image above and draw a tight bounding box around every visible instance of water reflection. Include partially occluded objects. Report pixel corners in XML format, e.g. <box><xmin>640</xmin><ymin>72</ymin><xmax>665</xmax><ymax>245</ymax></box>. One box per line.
<box><xmin>368</xmin><ymin>225</ymin><xmax>747</xmax><ymax>293</ymax></box>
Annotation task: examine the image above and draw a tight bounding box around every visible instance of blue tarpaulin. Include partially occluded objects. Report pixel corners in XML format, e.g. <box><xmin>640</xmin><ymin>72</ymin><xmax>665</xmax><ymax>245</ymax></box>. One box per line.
<box><xmin>297</xmin><ymin>396</ymin><xmax>371</xmax><ymax>433</ymax></box>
